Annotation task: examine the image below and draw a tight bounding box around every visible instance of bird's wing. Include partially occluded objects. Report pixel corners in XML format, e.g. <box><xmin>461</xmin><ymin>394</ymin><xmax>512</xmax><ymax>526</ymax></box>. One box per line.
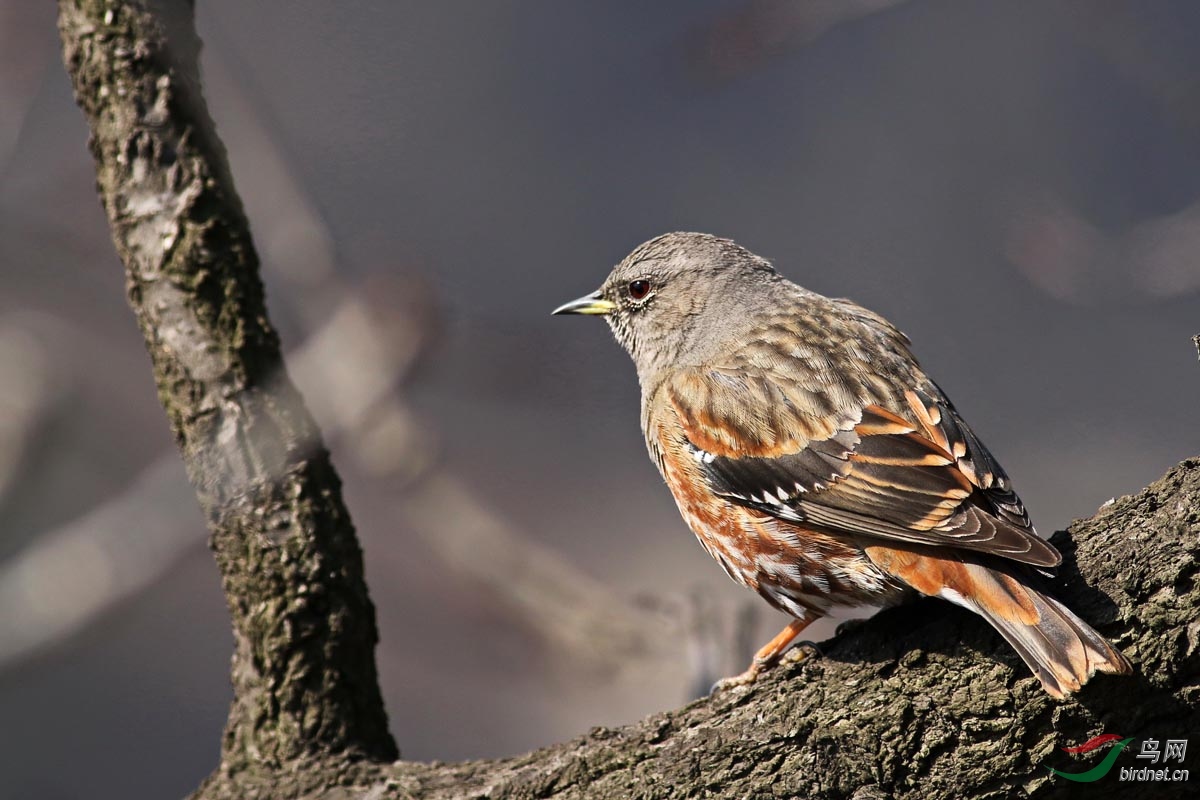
<box><xmin>664</xmin><ymin>367</ymin><xmax>1059</xmax><ymax>567</ymax></box>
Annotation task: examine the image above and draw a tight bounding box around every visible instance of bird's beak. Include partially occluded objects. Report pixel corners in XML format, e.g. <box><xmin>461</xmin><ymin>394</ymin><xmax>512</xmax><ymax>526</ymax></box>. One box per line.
<box><xmin>552</xmin><ymin>289</ymin><xmax>616</xmax><ymax>316</ymax></box>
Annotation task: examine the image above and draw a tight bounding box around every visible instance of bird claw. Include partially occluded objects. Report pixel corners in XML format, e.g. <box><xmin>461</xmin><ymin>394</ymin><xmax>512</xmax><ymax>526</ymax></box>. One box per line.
<box><xmin>710</xmin><ymin>663</ymin><xmax>762</xmax><ymax>694</ymax></box>
<box><xmin>788</xmin><ymin>640</ymin><xmax>823</xmax><ymax>661</ymax></box>
<box><xmin>710</xmin><ymin>640</ymin><xmax>822</xmax><ymax>694</ymax></box>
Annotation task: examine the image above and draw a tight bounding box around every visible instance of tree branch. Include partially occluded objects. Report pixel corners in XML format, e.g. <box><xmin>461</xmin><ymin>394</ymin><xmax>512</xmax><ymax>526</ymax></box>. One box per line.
<box><xmin>56</xmin><ymin>0</ymin><xmax>397</xmax><ymax>778</ymax></box>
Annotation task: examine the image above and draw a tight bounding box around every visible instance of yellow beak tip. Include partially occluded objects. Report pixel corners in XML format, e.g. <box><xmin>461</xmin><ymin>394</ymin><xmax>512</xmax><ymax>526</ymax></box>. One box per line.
<box><xmin>552</xmin><ymin>295</ymin><xmax>616</xmax><ymax>316</ymax></box>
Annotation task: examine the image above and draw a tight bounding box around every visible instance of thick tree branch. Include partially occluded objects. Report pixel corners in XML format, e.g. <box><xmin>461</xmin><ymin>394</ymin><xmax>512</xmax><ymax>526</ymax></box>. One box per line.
<box><xmin>57</xmin><ymin>2</ymin><xmax>1197</xmax><ymax>799</ymax></box>
<box><xmin>56</xmin><ymin>0</ymin><xmax>397</xmax><ymax>780</ymax></box>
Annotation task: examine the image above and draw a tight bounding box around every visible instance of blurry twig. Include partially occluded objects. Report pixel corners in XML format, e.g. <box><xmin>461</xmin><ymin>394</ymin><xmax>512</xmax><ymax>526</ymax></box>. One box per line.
<box><xmin>0</xmin><ymin>458</ymin><xmax>197</xmax><ymax>669</ymax></box>
<box><xmin>0</xmin><ymin>318</ymin><xmax>60</xmax><ymax>514</ymax></box>
<box><xmin>402</xmin><ymin>475</ymin><xmax>674</xmax><ymax>674</ymax></box>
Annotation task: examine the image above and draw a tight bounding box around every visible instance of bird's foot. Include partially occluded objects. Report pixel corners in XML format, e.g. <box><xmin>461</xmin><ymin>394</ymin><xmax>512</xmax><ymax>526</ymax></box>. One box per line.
<box><xmin>710</xmin><ymin>661</ymin><xmax>764</xmax><ymax>694</ymax></box>
<box><xmin>710</xmin><ymin>640</ymin><xmax>822</xmax><ymax>694</ymax></box>
<box><xmin>785</xmin><ymin>639</ymin><xmax>823</xmax><ymax>662</ymax></box>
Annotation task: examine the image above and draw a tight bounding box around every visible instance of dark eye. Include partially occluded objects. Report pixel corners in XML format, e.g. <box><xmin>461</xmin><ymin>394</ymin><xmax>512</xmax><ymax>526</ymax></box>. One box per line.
<box><xmin>627</xmin><ymin>279</ymin><xmax>652</xmax><ymax>300</ymax></box>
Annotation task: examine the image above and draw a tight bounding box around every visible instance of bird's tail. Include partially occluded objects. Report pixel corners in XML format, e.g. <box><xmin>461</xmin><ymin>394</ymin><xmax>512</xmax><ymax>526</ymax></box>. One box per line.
<box><xmin>941</xmin><ymin>563</ymin><xmax>1132</xmax><ymax>698</ymax></box>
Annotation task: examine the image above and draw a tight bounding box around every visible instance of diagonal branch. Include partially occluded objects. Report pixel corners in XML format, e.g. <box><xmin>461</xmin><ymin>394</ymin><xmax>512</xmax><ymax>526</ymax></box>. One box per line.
<box><xmin>56</xmin><ymin>0</ymin><xmax>397</xmax><ymax>773</ymax></box>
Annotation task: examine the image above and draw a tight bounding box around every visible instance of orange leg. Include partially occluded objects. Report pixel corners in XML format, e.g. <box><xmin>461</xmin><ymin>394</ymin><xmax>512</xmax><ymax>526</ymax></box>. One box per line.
<box><xmin>712</xmin><ymin>617</ymin><xmax>819</xmax><ymax>693</ymax></box>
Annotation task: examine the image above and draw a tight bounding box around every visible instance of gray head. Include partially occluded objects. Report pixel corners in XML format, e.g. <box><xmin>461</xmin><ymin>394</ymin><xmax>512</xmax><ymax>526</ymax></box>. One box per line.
<box><xmin>553</xmin><ymin>232</ymin><xmax>784</xmax><ymax>383</ymax></box>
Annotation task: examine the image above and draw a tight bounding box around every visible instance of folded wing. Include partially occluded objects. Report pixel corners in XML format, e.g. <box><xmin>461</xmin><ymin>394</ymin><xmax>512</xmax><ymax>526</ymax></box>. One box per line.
<box><xmin>665</xmin><ymin>368</ymin><xmax>1060</xmax><ymax>568</ymax></box>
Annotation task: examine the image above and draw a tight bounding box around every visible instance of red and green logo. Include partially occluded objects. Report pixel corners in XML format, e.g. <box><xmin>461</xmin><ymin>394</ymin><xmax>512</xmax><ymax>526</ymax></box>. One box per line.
<box><xmin>1048</xmin><ymin>734</ymin><xmax>1133</xmax><ymax>782</ymax></box>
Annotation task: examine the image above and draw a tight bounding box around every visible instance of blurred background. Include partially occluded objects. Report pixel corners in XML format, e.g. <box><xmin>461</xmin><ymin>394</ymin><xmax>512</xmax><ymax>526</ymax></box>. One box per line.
<box><xmin>2</xmin><ymin>1</ymin><xmax>1199</xmax><ymax>797</ymax></box>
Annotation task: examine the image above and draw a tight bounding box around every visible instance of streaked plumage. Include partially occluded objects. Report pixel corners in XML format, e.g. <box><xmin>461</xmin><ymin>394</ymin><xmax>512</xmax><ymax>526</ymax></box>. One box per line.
<box><xmin>555</xmin><ymin>231</ymin><xmax>1131</xmax><ymax>698</ymax></box>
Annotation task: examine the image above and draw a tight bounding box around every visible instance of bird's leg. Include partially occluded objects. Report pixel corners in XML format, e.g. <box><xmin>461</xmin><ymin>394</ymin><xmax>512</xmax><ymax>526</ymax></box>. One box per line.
<box><xmin>711</xmin><ymin>617</ymin><xmax>817</xmax><ymax>693</ymax></box>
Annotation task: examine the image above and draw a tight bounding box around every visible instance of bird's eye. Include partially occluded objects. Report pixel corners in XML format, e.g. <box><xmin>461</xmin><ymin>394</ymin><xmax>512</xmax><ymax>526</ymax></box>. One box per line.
<box><xmin>627</xmin><ymin>279</ymin><xmax>652</xmax><ymax>300</ymax></box>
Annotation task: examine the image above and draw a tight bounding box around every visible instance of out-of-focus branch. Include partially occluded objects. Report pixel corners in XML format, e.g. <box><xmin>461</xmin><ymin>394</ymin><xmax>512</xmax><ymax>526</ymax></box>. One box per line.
<box><xmin>0</xmin><ymin>317</ymin><xmax>59</xmax><ymax>513</ymax></box>
<box><xmin>56</xmin><ymin>0</ymin><xmax>396</xmax><ymax>780</ymax></box>
<box><xmin>0</xmin><ymin>455</ymin><xmax>197</xmax><ymax>668</ymax></box>
<box><xmin>403</xmin><ymin>475</ymin><xmax>677</xmax><ymax>675</ymax></box>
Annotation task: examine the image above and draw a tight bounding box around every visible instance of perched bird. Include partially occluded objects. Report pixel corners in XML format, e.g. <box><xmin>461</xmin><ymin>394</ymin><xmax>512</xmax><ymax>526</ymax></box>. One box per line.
<box><xmin>554</xmin><ymin>231</ymin><xmax>1131</xmax><ymax>698</ymax></box>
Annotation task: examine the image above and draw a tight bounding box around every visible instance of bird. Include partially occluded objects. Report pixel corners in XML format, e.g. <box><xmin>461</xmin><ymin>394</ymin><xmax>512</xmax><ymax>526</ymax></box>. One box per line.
<box><xmin>553</xmin><ymin>231</ymin><xmax>1132</xmax><ymax>698</ymax></box>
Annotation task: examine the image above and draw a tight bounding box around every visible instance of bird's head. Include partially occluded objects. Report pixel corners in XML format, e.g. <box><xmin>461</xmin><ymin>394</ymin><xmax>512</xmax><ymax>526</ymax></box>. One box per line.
<box><xmin>553</xmin><ymin>232</ymin><xmax>781</xmax><ymax>383</ymax></box>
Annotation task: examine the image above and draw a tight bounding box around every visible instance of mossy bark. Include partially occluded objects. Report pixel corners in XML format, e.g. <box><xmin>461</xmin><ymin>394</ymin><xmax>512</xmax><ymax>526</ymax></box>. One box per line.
<box><xmin>55</xmin><ymin>0</ymin><xmax>398</xmax><ymax>784</ymax></box>
<box><xmin>58</xmin><ymin>2</ymin><xmax>1197</xmax><ymax>799</ymax></box>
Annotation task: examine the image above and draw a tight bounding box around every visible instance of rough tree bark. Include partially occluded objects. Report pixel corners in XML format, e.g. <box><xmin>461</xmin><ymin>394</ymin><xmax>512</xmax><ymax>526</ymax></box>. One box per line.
<box><xmin>55</xmin><ymin>0</ymin><xmax>398</xmax><ymax>791</ymax></box>
<box><xmin>58</xmin><ymin>2</ymin><xmax>1198</xmax><ymax>799</ymax></box>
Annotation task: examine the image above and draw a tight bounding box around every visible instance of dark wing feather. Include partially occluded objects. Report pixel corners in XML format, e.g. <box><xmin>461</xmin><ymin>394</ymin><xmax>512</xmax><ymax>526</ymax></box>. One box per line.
<box><xmin>903</xmin><ymin>385</ymin><xmax>1033</xmax><ymax>530</ymax></box>
<box><xmin>670</xmin><ymin>372</ymin><xmax>1060</xmax><ymax>568</ymax></box>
